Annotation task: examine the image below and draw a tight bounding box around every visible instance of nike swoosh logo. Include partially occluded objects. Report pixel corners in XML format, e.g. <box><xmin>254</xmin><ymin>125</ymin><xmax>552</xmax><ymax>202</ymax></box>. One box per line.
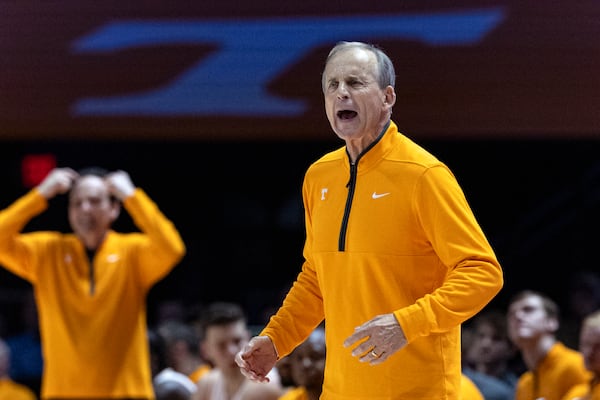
<box><xmin>106</xmin><ymin>254</ymin><xmax>120</xmax><ymax>263</ymax></box>
<box><xmin>372</xmin><ymin>192</ymin><xmax>390</xmax><ymax>199</ymax></box>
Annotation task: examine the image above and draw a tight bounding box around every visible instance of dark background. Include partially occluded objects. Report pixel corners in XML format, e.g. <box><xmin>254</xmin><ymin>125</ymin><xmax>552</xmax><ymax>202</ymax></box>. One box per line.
<box><xmin>0</xmin><ymin>0</ymin><xmax>599</xmax><ymax>328</ymax></box>
<box><xmin>1</xmin><ymin>138</ymin><xmax>597</xmax><ymax>328</ymax></box>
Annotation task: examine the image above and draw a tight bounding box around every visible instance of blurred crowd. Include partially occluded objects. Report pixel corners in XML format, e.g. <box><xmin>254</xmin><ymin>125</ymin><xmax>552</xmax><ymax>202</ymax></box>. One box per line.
<box><xmin>1</xmin><ymin>267</ymin><xmax>599</xmax><ymax>400</ymax></box>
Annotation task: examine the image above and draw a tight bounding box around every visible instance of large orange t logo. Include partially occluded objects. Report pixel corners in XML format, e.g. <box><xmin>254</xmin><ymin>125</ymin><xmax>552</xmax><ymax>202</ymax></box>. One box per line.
<box><xmin>71</xmin><ymin>9</ymin><xmax>504</xmax><ymax>117</ymax></box>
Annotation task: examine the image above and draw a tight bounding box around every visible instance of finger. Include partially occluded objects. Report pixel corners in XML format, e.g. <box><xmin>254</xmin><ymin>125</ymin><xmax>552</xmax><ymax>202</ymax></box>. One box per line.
<box><xmin>240</xmin><ymin>349</ymin><xmax>253</xmax><ymax>361</ymax></box>
<box><xmin>239</xmin><ymin>368</ymin><xmax>254</xmax><ymax>380</ymax></box>
<box><xmin>242</xmin><ymin>367</ymin><xmax>270</xmax><ymax>383</ymax></box>
<box><xmin>234</xmin><ymin>353</ymin><xmax>246</xmax><ymax>368</ymax></box>
<box><xmin>241</xmin><ymin>369</ymin><xmax>264</xmax><ymax>382</ymax></box>
<box><xmin>358</xmin><ymin>348</ymin><xmax>381</xmax><ymax>363</ymax></box>
<box><xmin>370</xmin><ymin>352</ymin><xmax>387</xmax><ymax>365</ymax></box>
<box><xmin>343</xmin><ymin>330</ymin><xmax>367</xmax><ymax>348</ymax></box>
<box><xmin>351</xmin><ymin>343</ymin><xmax>374</xmax><ymax>358</ymax></box>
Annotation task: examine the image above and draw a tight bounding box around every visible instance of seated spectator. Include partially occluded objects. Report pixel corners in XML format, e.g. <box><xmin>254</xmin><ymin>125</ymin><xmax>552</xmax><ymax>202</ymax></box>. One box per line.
<box><xmin>279</xmin><ymin>324</ymin><xmax>325</xmax><ymax>400</ymax></box>
<box><xmin>463</xmin><ymin>308</ymin><xmax>520</xmax><ymax>400</ymax></box>
<box><xmin>0</xmin><ymin>337</ymin><xmax>37</xmax><ymax>400</ymax></box>
<box><xmin>157</xmin><ymin>320</ymin><xmax>211</xmax><ymax>383</ymax></box>
<box><xmin>562</xmin><ymin>309</ymin><xmax>600</xmax><ymax>400</ymax></box>
<box><xmin>192</xmin><ymin>301</ymin><xmax>283</xmax><ymax>400</ymax></box>
<box><xmin>154</xmin><ymin>368</ymin><xmax>198</xmax><ymax>400</ymax></box>
<box><xmin>274</xmin><ymin>353</ymin><xmax>295</xmax><ymax>393</ymax></box>
<box><xmin>507</xmin><ymin>290</ymin><xmax>591</xmax><ymax>400</ymax></box>
<box><xmin>149</xmin><ymin>328</ymin><xmax>197</xmax><ymax>400</ymax></box>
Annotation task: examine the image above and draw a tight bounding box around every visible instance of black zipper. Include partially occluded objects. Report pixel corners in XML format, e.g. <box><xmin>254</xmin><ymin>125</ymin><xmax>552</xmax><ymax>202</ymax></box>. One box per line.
<box><xmin>336</xmin><ymin>120</ymin><xmax>390</xmax><ymax>252</ymax></box>
<box><xmin>338</xmin><ymin>161</ymin><xmax>357</xmax><ymax>251</ymax></box>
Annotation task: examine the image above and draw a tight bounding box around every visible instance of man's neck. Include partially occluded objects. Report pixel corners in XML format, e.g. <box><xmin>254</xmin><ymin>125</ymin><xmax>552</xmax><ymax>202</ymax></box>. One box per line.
<box><xmin>522</xmin><ymin>335</ymin><xmax>556</xmax><ymax>371</ymax></box>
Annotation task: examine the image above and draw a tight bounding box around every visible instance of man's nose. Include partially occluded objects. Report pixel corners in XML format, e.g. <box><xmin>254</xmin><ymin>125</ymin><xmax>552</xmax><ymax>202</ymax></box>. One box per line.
<box><xmin>336</xmin><ymin>83</ymin><xmax>349</xmax><ymax>99</ymax></box>
<box><xmin>80</xmin><ymin>201</ymin><xmax>93</xmax><ymax>211</ymax></box>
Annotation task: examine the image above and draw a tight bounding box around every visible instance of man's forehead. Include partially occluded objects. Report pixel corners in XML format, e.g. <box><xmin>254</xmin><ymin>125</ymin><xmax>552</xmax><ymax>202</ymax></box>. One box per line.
<box><xmin>75</xmin><ymin>174</ymin><xmax>105</xmax><ymax>186</ymax></box>
<box><xmin>325</xmin><ymin>54</ymin><xmax>376</xmax><ymax>82</ymax></box>
<box><xmin>205</xmin><ymin>323</ymin><xmax>247</xmax><ymax>339</ymax></box>
<box><xmin>510</xmin><ymin>295</ymin><xmax>543</xmax><ymax>310</ymax></box>
<box><xmin>70</xmin><ymin>175</ymin><xmax>109</xmax><ymax>197</ymax></box>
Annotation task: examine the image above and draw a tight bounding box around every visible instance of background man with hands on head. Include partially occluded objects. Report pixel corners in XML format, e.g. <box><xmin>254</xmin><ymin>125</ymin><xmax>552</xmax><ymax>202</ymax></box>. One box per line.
<box><xmin>0</xmin><ymin>166</ymin><xmax>186</xmax><ymax>400</ymax></box>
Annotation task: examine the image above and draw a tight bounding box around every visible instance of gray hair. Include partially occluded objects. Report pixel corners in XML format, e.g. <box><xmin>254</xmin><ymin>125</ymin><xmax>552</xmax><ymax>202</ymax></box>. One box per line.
<box><xmin>322</xmin><ymin>41</ymin><xmax>396</xmax><ymax>92</ymax></box>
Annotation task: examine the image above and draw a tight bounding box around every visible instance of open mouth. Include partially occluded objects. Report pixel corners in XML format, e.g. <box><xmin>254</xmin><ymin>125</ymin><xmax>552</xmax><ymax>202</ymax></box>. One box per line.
<box><xmin>337</xmin><ymin>110</ymin><xmax>357</xmax><ymax>120</ymax></box>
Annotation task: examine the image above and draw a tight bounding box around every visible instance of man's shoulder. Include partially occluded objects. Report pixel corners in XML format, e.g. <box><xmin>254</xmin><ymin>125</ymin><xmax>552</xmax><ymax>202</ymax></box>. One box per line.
<box><xmin>193</xmin><ymin>368</ymin><xmax>218</xmax><ymax>399</ymax></box>
<box><xmin>17</xmin><ymin>231</ymin><xmax>78</xmax><ymax>247</ymax></box>
<box><xmin>311</xmin><ymin>146</ymin><xmax>346</xmax><ymax>165</ymax></box>
<box><xmin>387</xmin><ymin>132</ymin><xmax>441</xmax><ymax>168</ymax></box>
<box><xmin>549</xmin><ymin>342</ymin><xmax>586</xmax><ymax>364</ymax></box>
<box><xmin>196</xmin><ymin>368</ymin><xmax>220</xmax><ymax>385</ymax></box>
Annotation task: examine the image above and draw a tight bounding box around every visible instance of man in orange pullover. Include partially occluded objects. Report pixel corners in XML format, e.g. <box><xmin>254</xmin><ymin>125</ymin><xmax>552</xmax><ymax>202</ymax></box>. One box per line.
<box><xmin>0</xmin><ymin>166</ymin><xmax>186</xmax><ymax>399</ymax></box>
<box><xmin>236</xmin><ymin>41</ymin><xmax>503</xmax><ymax>399</ymax></box>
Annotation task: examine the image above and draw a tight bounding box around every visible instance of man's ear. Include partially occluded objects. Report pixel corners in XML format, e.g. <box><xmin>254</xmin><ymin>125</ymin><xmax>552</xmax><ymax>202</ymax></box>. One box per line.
<box><xmin>384</xmin><ymin>86</ymin><xmax>396</xmax><ymax>107</ymax></box>
<box><xmin>547</xmin><ymin>317</ymin><xmax>559</xmax><ymax>333</ymax></box>
<box><xmin>110</xmin><ymin>202</ymin><xmax>121</xmax><ymax>222</ymax></box>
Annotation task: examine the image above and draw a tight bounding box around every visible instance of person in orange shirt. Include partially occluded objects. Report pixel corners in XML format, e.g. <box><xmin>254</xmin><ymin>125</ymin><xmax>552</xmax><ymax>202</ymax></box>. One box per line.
<box><xmin>278</xmin><ymin>324</ymin><xmax>325</xmax><ymax>400</ymax></box>
<box><xmin>235</xmin><ymin>41</ymin><xmax>503</xmax><ymax>399</ymax></box>
<box><xmin>0</xmin><ymin>337</ymin><xmax>36</xmax><ymax>400</ymax></box>
<box><xmin>0</xmin><ymin>167</ymin><xmax>186</xmax><ymax>400</ymax></box>
<box><xmin>507</xmin><ymin>290</ymin><xmax>591</xmax><ymax>400</ymax></box>
<box><xmin>562</xmin><ymin>310</ymin><xmax>600</xmax><ymax>400</ymax></box>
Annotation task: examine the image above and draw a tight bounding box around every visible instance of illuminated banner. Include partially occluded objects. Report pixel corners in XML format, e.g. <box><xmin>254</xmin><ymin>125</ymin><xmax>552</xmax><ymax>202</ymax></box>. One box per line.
<box><xmin>71</xmin><ymin>10</ymin><xmax>503</xmax><ymax>117</ymax></box>
<box><xmin>1</xmin><ymin>2</ymin><xmax>599</xmax><ymax>140</ymax></box>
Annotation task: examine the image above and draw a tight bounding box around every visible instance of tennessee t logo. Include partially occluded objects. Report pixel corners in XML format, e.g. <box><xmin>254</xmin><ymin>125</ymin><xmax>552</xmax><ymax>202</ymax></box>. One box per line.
<box><xmin>70</xmin><ymin>9</ymin><xmax>504</xmax><ymax>117</ymax></box>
